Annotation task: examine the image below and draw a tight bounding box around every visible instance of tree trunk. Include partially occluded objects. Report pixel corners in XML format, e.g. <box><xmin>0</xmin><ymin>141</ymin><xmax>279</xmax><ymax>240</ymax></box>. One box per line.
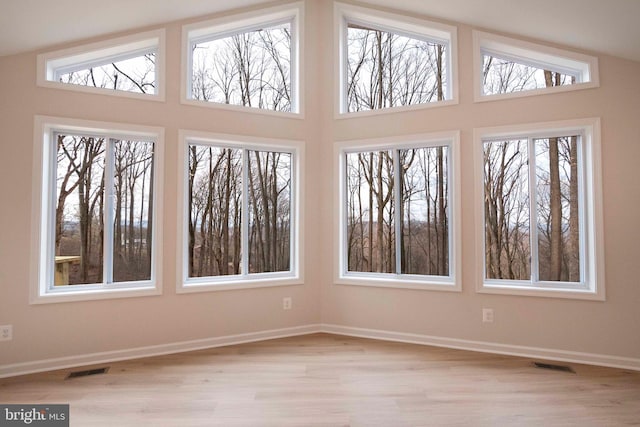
<box><xmin>548</xmin><ymin>136</ymin><xmax>563</xmax><ymax>280</ymax></box>
<box><xmin>568</xmin><ymin>136</ymin><xmax>580</xmax><ymax>281</ymax></box>
<box><xmin>437</xmin><ymin>146</ymin><xmax>446</xmax><ymax>275</ymax></box>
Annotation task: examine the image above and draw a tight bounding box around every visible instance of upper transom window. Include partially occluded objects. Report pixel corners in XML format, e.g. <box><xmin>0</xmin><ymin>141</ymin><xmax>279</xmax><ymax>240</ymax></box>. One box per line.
<box><xmin>183</xmin><ymin>2</ymin><xmax>302</xmax><ymax>115</ymax></box>
<box><xmin>335</xmin><ymin>3</ymin><xmax>457</xmax><ymax>115</ymax></box>
<box><xmin>473</xmin><ymin>30</ymin><xmax>599</xmax><ymax>101</ymax></box>
<box><xmin>37</xmin><ymin>29</ymin><xmax>165</xmax><ymax>100</ymax></box>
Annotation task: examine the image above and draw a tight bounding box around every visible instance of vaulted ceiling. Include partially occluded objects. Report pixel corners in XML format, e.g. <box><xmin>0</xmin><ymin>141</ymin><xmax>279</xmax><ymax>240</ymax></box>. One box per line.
<box><xmin>1</xmin><ymin>0</ymin><xmax>638</xmax><ymax>62</ymax></box>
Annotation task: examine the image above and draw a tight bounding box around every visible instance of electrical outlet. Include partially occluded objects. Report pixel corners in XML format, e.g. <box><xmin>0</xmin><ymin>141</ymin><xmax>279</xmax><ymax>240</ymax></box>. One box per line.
<box><xmin>482</xmin><ymin>308</ymin><xmax>494</xmax><ymax>323</ymax></box>
<box><xmin>0</xmin><ymin>325</ymin><xmax>12</xmax><ymax>341</ymax></box>
<box><xmin>283</xmin><ymin>297</ymin><xmax>292</xmax><ymax>310</ymax></box>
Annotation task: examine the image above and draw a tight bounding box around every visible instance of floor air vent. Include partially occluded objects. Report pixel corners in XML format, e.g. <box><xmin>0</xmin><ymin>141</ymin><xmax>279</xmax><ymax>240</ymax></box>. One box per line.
<box><xmin>66</xmin><ymin>367</ymin><xmax>109</xmax><ymax>379</ymax></box>
<box><xmin>533</xmin><ymin>362</ymin><xmax>575</xmax><ymax>373</ymax></box>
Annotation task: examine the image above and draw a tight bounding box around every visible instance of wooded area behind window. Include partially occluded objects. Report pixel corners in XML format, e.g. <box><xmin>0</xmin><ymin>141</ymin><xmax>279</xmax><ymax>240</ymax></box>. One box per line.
<box><xmin>483</xmin><ymin>136</ymin><xmax>582</xmax><ymax>283</ymax></box>
<box><xmin>187</xmin><ymin>144</ymin><xmax>292</xmax><ymax>279</ymax></box>
<box><xmin>346</xmin><ymin>146</ymin><xmax>450</xmax><ymax>277</ymax></box>
<box><xmin>55</xmin><ymin>135</ymin><xmax>155</xmax><ymax>285</ymax></box>
<box><xmin>346</xmin><ymin>23</ymin><xmax>448</xmax><ymax>112</ymax></box>
<box><xmin>190</xmin><ymin>22</ymin><xmax>292</xmax><ymax>112</ymax></box>
<box><xmin>57</xmin><ymin>53</ymin><xmax>157</xmax><ymax>94</ymax></box>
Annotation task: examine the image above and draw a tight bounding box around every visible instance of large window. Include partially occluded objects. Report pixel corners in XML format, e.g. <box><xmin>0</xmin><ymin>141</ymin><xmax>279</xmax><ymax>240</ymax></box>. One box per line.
<box><xmin>177</xmin><ymin>132</ymin><xmax>302</xmax><ymax>292</ymax></box>
<box><xmin>337</xmin><ymin>133</ymin><xmax>460</xmax><ymax>291</ymax></box>
<box><xmin>473</xmin><ymin>30</ymin><xmax>598</xmax><ymax>101</ymax></box>
<box><xmin>37</xmin><ymin>29</ymin><xmax>165</xmax><ymax>100</ymax></box>
<box><xmin>31</xmin><ymin>117</ymin><xmax>164</xmax><ymax>303</ymax></box>
<box><xmin>475</xmin><ymin>119</ymin><xmax>605</xmax><ymax>299</ymax></box>
<box><xmin>335</xmin><ymin>3</ymin><xmax>457</xmax><ymax>115</ymax></box>
<box><xmin>183</xmin><ymin>3</ymin><xmax>302</xmax><ymax>115</ymax></box>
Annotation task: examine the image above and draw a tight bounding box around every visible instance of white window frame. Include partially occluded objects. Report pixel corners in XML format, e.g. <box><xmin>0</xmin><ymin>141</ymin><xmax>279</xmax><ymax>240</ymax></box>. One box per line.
<box><xmin>334</xmin><ymin>2</ymin><xmax>458</xmax><ymax>118</ymax></box>
<box><xmin>181</xmin><ymin>2</ymin><xmax>304</xmax><ymax>118</ymax></box>
<box><xmin>177</xmin><ymin>130</ymin><xmax>304</xmax><ymax>293</ymax></box>
<box><xmin>30</xmin><ymin>116</ymin><xmax>164</xmax><ymax>304</ymax></box>
<box><xmin>334</xmin><ymin>131</ymin><xmax>461</xmax><ymax>291</ymax></box>
<box><xmin>473</xmin><ymin>30</ymin><xmax>599</xmax><ymax>102</ymax></box>
<box><xmin>474</xmin><ymin>118</ymin><xmax>605</xmax><ymax>300</ymax></box>
<box><xmin>36</xmin><ymin>29</ymin><xmax>165</xmax><ymax>101</ymax></box>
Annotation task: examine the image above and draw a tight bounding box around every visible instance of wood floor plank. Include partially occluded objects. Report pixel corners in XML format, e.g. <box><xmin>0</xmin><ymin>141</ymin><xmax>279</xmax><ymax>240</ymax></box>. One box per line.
<box><xmin>1</xmin><ymin>333</ymin><xmax>639</xmax><ymax>426</ymax></box>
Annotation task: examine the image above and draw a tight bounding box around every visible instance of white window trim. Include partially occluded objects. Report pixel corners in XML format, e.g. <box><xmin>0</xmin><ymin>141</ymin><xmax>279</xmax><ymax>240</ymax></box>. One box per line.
<box><xmin>334</xmin><ymin>131</ymin><xmax>461</xmax><ymax>292</ymax></box>
<box><xmin>473</xmin><ymin>118</ymin><xmax>605</xmax><ymax>300</ymax></box>
<box><xmin>334</xmin><ymin>2</ymin><xmax>458</xmax><ymax>118</ymax></box>
<box><xmin>473</xmin><ymin>30</ymin><xmax>599</xmax><ymax>103</ymax></box>
<box><xmin>181</xmin><ymin>2</ymin><xmax>304</xmax><ymax>119</ymax></box>
<box><xmin>176</xmin><ymin>130</ymin><xmax>304</xmax><ymax>293</ymax></box>
<box><xmin>36</xmin><ymin>29</ymin><xmax>166</xmax><ymax>101</ymax></box>
<box><xmin>30</xmin><ymin>116</ymin><xmax>164</xmax><ymax>304</ymax></box>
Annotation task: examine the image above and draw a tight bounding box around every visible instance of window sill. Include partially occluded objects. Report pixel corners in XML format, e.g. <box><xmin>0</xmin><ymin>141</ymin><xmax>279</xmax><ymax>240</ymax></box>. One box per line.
<box><xmin>30</xmin><ymin>283</ymin><xmax>161</xmax><ymax>305</ymax></box>
<box><xmin>336</xmin><ymin>274</ymin><xmax>460</xmax><ymax>292</ymax></box>
<box><xmin>478</xmin><ymin>282</ymin><xmax>604</xmax><ymax>301</ymax></box>
<box><xmin>180</xmin><ymin>98</ymin><xmax>303</xmax><ymax>120</ymax></box>
<box><xmin>37</xmin><ymin>80</ymin><xmax>165</xmax><ymax>102</ymax></box>
<box><xmin>473</xmin><ymin>81</ymin><xmax>599</xmax><ymax>104</ymax></box>
<box><xmin>177</xmin><ymin>276</ymin><xmax>303</xmax><ymax>294</ymax></box>
<box><xmin>336</xmin><ymin>98</ymin><xmax>458</xmax><ymax>120</ymax></box>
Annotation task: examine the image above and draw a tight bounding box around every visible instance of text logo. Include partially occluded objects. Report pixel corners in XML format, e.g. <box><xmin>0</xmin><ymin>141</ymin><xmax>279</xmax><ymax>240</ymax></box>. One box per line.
<box><xmin>0</xmin><ymin>405</ymin><xmax>69</xmax><ymax>427</ymax></box>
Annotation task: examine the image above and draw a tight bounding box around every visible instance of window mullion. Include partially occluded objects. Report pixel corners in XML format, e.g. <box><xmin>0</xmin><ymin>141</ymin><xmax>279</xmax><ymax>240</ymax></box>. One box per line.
<box><xmin>242</xmin><ymin>149</ymin><xmax>250</xmax><ymax>277</ymax></box>
<box><xmin>528</xmin><ymin>137</ymin><xmax>539</xmax><ymax>283</ymax></box>
<box><xmin>103</xmin><ymin>138</ymin><xmax>115</xmax><ymax>284</ymax></box>
<box><xmin>393</xmin><ymin>149</ymin><xmax>402</xmax><ymax>275</ymax></box>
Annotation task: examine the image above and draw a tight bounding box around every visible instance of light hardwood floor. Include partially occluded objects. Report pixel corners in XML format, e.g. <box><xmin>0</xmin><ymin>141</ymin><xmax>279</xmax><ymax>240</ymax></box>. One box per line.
<box><xmin>1</xmin><ymin>333</ymin><xmax>639</xmax><ymax>426</ymax></box>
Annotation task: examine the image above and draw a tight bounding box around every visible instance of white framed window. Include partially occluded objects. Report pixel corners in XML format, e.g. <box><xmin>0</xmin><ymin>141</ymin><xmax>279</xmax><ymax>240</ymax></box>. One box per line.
<box><xmin>335</xmin><ymin>132</ymin><xmax>461</xmax><ymax>291</ymax></box>
<box><xmin>473</xmin><ymin>30</ymin><xmax>599</xmax><ymax>102</ymax></box>
<box><xmin>182</xmin><ymin>2</ymin><xmax>303</xmax><ymax>117</ymax></box>
<box><xmin>37</xmin><ymin>29</ymin><xmax>165</xmax><ymax>100</ymax></box>
<box><xmin>474</xmin><ymin>118</ymin><xmax>605</xmax><ymax>300</ymax></box>
<box><xmin>177</xmin><ymin>130</ymin><xmax>304</xmax><ymax>293</ymax></box>
<box><xmin>30</xmin><ymin>116</ymin><xmax>164</xmax><ymax>304</ymax></box>
<box><xmin>335</xmin><ymin>2</ymin><xmax>458</xmax><ymax>116</ymax></box>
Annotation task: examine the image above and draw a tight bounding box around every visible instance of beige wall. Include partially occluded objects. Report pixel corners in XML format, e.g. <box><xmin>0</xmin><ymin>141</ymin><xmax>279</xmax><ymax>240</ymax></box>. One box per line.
<box><xmin>1</xmin><ymin>0</ymin><xmax>639</xmax><ymax>368</ymax></box>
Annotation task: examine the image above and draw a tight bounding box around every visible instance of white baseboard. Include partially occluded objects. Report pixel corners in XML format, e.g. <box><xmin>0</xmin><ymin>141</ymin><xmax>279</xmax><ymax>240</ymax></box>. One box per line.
<box><xmin>0</xmin><ymin>324</ymin><xmax>322</xmax><ymax>379</ymax></box>
<box><xmin>2</xmin><ymin>323</ymin><xmax>639</xmax><ymax>378</ymax></box>
<box><xmin>320</xmin><ymin>323</ymin><xmax>640</xmax><ymax>372</ymax></box>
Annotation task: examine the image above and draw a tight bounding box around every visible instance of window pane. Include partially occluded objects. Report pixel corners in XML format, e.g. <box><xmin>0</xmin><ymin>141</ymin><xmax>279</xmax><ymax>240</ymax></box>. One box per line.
<box><xmin>535</xmin><ymin>136</ymin><xmax>581</xmax><ymax>282</ymax></box>
<box><xmin>188</xmin><ymin>146</ymin><xmax>243</xmax><ymax>277</ymax></box>
<box><xmin>345</xmin><ymin>151</ymin><xmax>395</xmax><ymax>273</ymax></box>
<box><xmin>400</xmin><ymin>147</ymin><xmax>448</xmax><ymax>276</ymax></box>
<box><xmin>247</xmin><ymin>151</ymin><xmax>292</xmax><ymax>273</ymax></box>
<box><xmin>483</xmin><ymin>140</ymin><xmax>530</xmax><ymax>280</ymax></box>
<box><xmin>191</xmin><ymin>23</ymin><xmax>291</xmax><ymax>112</ymax></box>
<box><xmin>112</xmin><ymin>140</ymin><xmax>154</xmax><ymax>282</ymax></box>
<box><xmin>55</xmin><ymin>135</ymin><xmax>106</xmax><ymax>285</ymax></box>
<box><xmin>57</xmin><ymin>53</ymin><xmax>156</xmax><ymax>94</ymax></box>
<box><xmin>347</xmin><ymin>24</ymin><xmax>447</xmax><ymax>112</ymax></box>
<box><xmin>482</xmin><ymin>54</ymin><xmax>576</xmax><ymax>96</ymax></box>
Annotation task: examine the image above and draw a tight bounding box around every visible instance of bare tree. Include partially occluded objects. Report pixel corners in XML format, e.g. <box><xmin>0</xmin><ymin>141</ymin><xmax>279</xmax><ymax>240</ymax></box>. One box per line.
<box><xmin>346</xmin><ymin>24</ymin><xmax>446</xmax><ymax>112</ymax></box>
<box><xmin>187</xmin><ymin>146</ymin><xmax>292</xmax><ymax>278</ymax></box>
<box><xmin>56</xmin><ymin>136</ymin><xmax>105</xmax><ymax>284</ymax></box>
<box><xmin>60</xmin><ymin>53</ymin><xmax>156</xmax><ymax>94</ymax></box>
<box><xmin>482</xmin><ymin>54</ymin><xmax>574</xmax><ymax>95</ymax></box>
<box><xmin>191</xmin><ymin>24</ymin><xmax>291</xmax><ymax>111</ymax></box>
